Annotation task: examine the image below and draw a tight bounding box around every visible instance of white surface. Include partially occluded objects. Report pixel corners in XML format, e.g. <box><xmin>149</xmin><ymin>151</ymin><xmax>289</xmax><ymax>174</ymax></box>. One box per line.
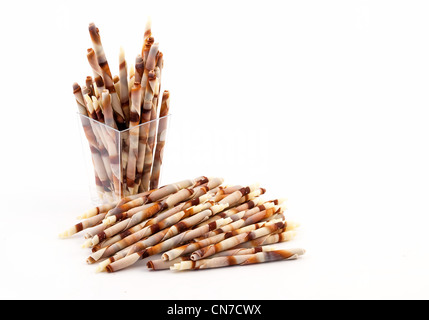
<box><xmin>1</xmin><ymin>0</ymin><xmax>429</xmax><ymax>300</ymax></box>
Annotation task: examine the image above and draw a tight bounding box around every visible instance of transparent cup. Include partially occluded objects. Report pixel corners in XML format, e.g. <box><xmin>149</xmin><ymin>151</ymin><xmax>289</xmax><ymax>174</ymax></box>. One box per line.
<box><xmin>77</xmin><ymin>113</ymin><xmax>171</xmax><ymax>204</ymax></box>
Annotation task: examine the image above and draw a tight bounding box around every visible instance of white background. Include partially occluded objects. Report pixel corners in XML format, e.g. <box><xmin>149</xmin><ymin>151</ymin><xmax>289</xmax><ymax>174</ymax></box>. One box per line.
<box><xmin>1</xmin><ymin>0</ymin><xmax>428</xmax><ymax>300</ymax></box>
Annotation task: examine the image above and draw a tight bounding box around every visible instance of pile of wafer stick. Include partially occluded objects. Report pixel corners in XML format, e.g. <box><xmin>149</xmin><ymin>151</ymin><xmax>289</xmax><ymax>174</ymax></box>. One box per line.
<box><xmin>59</xmin><ymin>176</ymin><xmax>305</xmax><ymax>272</ymax></box>
<box><xmin>73</xmin><ymin>20</ymin><xmax>170</xmax><ymax>202</ymax></box>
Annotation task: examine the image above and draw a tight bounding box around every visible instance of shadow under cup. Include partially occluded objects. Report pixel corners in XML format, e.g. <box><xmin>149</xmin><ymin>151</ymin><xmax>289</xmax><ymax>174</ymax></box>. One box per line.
<box><xmin>77</xmin><ymin>113</ymin><xmax>172</xmax><ymax>204</ymax></box>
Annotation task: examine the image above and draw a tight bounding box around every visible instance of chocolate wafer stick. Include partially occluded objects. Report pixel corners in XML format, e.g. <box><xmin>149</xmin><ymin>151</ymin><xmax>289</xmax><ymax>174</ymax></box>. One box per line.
<box><xmin>125</xmin><ymin>83</ymin><xmax>142</xmax><ymax>192</ymax></box>
<box><xmin>135</xmin><ymin>70</ymin><xmax>156</xmax><ymax>191</ymax></box>
<box><xmin>142</xmin><ymin>71</ymin><xmax>160</xmax><ymax>181</ymax></box>
<box><xmin>118</xmin><ymin>47</ymin><xmax>130</xmax><ymax>124</ymax></box>
<box><xmin>59</xmin><ymin>213</ymin><xmax>106</xmax><ymax>238</ymax></box>
<box><xmin>235</xmin><ymin>230</ymin><xmax>298</xmax><ymax>248</ymax></box>
<box><xmin>171</xmin><ymin>249</ymin><xmax>305</xmax><ymax>271</ymax></box>
<box><xmin>147</xmin><ymin>256</ymin><xmax>191</xmax><ymax>271</ymax></box>
<box><xmin>73</xmin><ymin>83</ymin><xmax>112</xmax><ymax>199</ymax></box>
<box><xmin>78</xmin><ymin>201</ymin><xmax>119</xmax><ymax>220</ymax></box>
<box><xmin>148</xmin><ymin>246</ymin><xmax>278</xmax><ymax>271</ymax></box>
<box><xmin>86</xmin><ymin>48</ymin><xmax>103</xmax><ymax>78</ymax></box>
<box><xmin>150</xmin><ymin>90</ymin><xmax>170</xmax><ymax>190</ymax></box>
<box><xmin>141</xmin><ymin>18</ymin><xmax>152</xmax><ymax>62</ymax></box>
<box><xmin>88</xmin><ymin>23</ymin><xmax>125</xmax><ymax>127</ymax></box>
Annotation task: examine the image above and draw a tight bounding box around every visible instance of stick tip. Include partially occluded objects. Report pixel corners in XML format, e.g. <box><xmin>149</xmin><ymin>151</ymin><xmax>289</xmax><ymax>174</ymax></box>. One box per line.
<box><xmin>82</xmin><ymin>239</ymin><xmax>93</xmax><ymax>248</ymax></box>
<box><xmin>146</xmin><ymin>261</ymin><xmax>154</xmax><ymax>270</ymax></box>
<box><xmin>170</xmin><ymin>263</ymin><xmax>180</xmax><ymax>271</ymax></box>
<box><xmin>289</xmin><ymin>248</ymin><xmax>306</xmax><ymax>256</ymax></box>
<box><xmin>58</xmin><ymin>231</ymin><xmax>69</xmax><ymax>239</ymax></box>
<box><xmin>97</xmin><ymin>259</ymin><xmax>112</xmax><ymax>272</ymax></box>
<box><xmin>95</xmin><ymin>265</ymin><xmax>106</xmax><ymax>273</ymax></box>
<box><xmin>103</xmin><ymin>216</ymin><xmax>115</xmax><ymax>226</ymax></box>
<box><xmin>285</xmin><ymin>230</ymin><xmax>298</xmax><ymax>241</ymax></box>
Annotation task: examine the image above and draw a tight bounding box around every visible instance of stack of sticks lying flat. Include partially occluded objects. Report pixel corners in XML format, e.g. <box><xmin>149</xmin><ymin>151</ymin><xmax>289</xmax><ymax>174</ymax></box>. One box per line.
<box><xmin>60</xmin><ymin>176</ymin><xmax>305</xmax><ymax>272</ymax></box>
<box><xmin>73</xmin><ymin>19</ymin><xmax>169</xmax><ymax>202</ymax></box>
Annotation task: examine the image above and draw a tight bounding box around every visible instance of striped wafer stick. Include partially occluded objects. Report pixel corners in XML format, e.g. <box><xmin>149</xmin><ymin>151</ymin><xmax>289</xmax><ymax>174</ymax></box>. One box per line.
<box><xmin>261</xmin><ymin>212</ymin><xmax>285</xmax><ymax>222</ymax></box>
<box><xmin>73</xmin><ymin>83</ymin><xmax>112</xmax><ymax>198</ymax></box>
<box><xmin>147</xmin><ymin>256</ymin><xmax>191</xmax><ymax>271</ymax></box>
<box><xmin>171</xmin><ymin>249</ymin><xmax>305</xmax><ymax>271</ymax></box>
<box><xmin>235</xmin><ymin>201</ymin><xmax>277</xmax><ymax>220</ymax></box>
<box><xmin>59</xmin><ymin>212</ymin><xmax>106</xmax><ymax>238</ymax></box>
<box><xmin>140</xmin><ymin>37</ymin><xmax>155</xmax><ymax>95</ymax></box>
<box><xmin>136</xmin><ymin>70</ymin><xmax>157</xmax><ymax>192</ymax></box>
<box><xmin>125</xmin><ymin>83</ymin><xmax>142</xmax><ymax>192</ymax></box>
<box><xmin>212</xmin><ymin>185</ymin><xmax>242</xmax><ymax>202</ymax></box>
<box><xmin>92</xmin><ymin>95</ymin><xmax>105</xmax><ymax>123</ymax></box>
<box><xmin>113</xmin><ymin>189</ymin><xmax>153</xmax><ymax>208</ymax></box>
<box><xmin>84</xmin><ymin>94</ymin><xmax>115</xmax><ymax>194</ymax></box>
<box><xmin>88</xmin><ymin>23</ymin><xmax>111</xmax><ymax>77</ymax></box>
<box><xmin>148</xmin><ymin>246</ymin><xmax>278</xmax><ymax>271</ymax></box>
<box><xmin>211</xmin><ymin>245</ymin><xmax>278</xmax><ymax>258</ymax></box>
<box><xmin>134</xmin><ymin>54</ymin><xmax>144</xmax><ymax>84</ymax></box>
<box><xmin>78</xmin><ymin>200</ymin><xmax>119</xmax><ymax>220</ymax></box>
<box><xmin>119</xmin><ymin>47</ymin><xmax>130</xmax><ymax>125</ymax></box>
<box><xmin>101</xmin><ymin>90</ymin><xmax>117</xmax><ymax>130</ymax></box>
<box><xmin>74</xmin><ymin>85</ymin><xmax>99</xmax><ymax>143</ymax></box>
<box><xmin>149</xmin><ymin>90</ymin><xmax>170</xmax><ymax>190</ymax></box>
<box><xmin>234</xmin><ymin>230</ymin><xmax>298</xmax><ymax>249</ymax></box>
<box><xmin>141</xmin><ymin>18</ymin><xmax>152</xmax><ymax>62</ymax></box>
<box><xmin>218</xmin><ymin>184</ymin><xmax>260</xmax><ymax>206</ymax></box>
<box><xmin>128</xmin><ymin>64</ymin><xmax>135</xmax><ymax>93</ymax></box>
<box><xmin>140</xmin><ymin>74</ymin><xmax>160</xmax><ymax>192</ymax></box>
<box><xmin>94</xmin><ymin>75</ymin><xmax>105</xmax><ymax>99</ymax></box>
<box><xmin>190</xmin><ymin>221</ymin><xmax>286</xmax><ymax>261</ymax></box>
<box><xmin>86</xmin><ymin>48</ymin><xmax>103</xmax><ymax>79</ymax></box>
<box><xmin>88</xmin><ymin>23</ymin><xmax>125</xmax><ymax>127</ymax></box>
<box><xmin>85</xmin><ymin>76</ymin><xmax>95</xmax><ymax>97</ymax></box>
<box><xmin>152</xmin><ymin>66</ymin><xmax>162</xmax><ymax>115</ymax></box>
<box><xmin>113</xmin><ymin>76</ymin><xmax>121</xmax><ymax>104</ymax></box>
<box><xmin>137</xmin><ymin>41</ymin><xmax>159</xmax><ymax>190</ymax></box>
<box><xmin>101</xmin><ymin>91</ymin><xmax>124</xmax><ymax>198</ymax></box>
<box><xmin>133</xmin><ymin>72</ymin><xmax>153</xmax><ymax>191</ymax></box>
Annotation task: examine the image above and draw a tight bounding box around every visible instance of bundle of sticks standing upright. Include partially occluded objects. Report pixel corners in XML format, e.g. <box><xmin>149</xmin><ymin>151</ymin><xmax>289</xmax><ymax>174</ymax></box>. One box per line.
<box><xmin>60</xmin><ymin>176</ymin><xmax>305</xmax><ymax>273</ymax></box>
<box><xmin>73</xmin><ymin>20</ymin><xmax>170</xmax><ymax>202</ymax></box>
